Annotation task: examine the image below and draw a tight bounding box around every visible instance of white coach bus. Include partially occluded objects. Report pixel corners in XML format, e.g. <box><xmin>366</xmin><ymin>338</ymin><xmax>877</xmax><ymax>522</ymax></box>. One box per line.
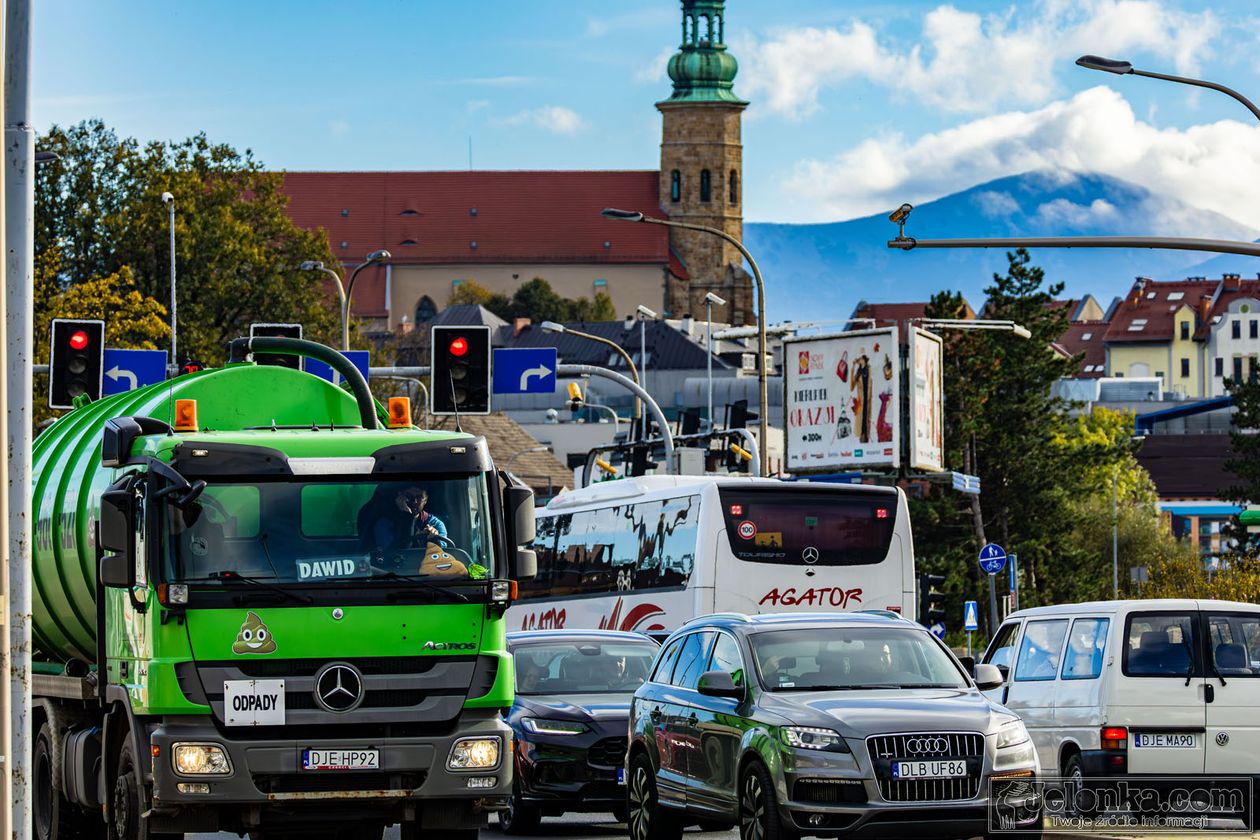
<box><xmin>506</xmin><ymin>476</ymin><xmax>916</xmax><ymax>634</ymax></box>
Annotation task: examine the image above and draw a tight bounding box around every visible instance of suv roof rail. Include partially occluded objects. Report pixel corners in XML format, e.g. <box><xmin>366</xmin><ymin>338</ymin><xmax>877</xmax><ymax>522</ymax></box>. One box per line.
<box><xmin>680</xmin><ymin>612</ymin><xmax>749</xmax><ymax>629</ymax></box>
<box><xmin>857</xmin><ymin>609</ymin><xmax>908</xmax><ymax>620</ymax></box>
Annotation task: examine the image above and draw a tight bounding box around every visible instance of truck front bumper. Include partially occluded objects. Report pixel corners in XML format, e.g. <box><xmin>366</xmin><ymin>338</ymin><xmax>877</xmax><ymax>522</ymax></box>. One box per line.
<box><xmin>147</xmin><ymin>712</ymin><xmax>511</xmax><ymax>830</ymax></box>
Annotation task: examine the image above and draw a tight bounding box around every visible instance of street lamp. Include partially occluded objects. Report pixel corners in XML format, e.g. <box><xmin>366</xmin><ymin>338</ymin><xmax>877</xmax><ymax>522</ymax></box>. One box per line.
<box><xmin>1076</xmin><ymin>54</ymin><xmax>1260</xmax><ymax>124</ymax></box>
<box><xmin>636</xmin><ymin>304</ymin><xmax>657</xmax><ymax>438</ymax></box>
<box><xmin>344</xmin><ymin>249</ymin><xmax>391</xmax><ymax>350</ymax></box>
<box><xmin>703</xmin><ymin>292</ymin><xmax>726</xmax><ymax>432</ymax></box>
<box><xmin>603</xmin><ymin>207</ymin><xmax>770</xmax><ymax>475</ymax></box>
<box><xmin>298</xmin><ymin>260</ymin><xmax>350</xmax><ymax>350</ymax></box>
<box><xmin>541</xmin><ymin>320</ymin><xmax>643</xmax><ymax>439</ymax></box>
<box><xmin>161</xmin><ymin>191</ymin><xmax>177</xmax><ymax>371</ymax></box>
<box><xmin>505</xmin><ymin>444</ymin><xmax>550</xmax><ymax>474</ymax></box>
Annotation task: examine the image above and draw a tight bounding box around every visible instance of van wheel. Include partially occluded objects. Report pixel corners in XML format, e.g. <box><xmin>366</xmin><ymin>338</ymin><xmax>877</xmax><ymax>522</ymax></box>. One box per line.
<box><xmin>34</xmin><ymin>722</ymin><xmax>101</xmax><ymax>840</ymax></box>
<box><xmin>739</xmin><ymin>762</ymin><xmax>798</xmax><ymax>840</ymax></box>
<box><xmin>627</xmin><ymin>753</ymin><xmax>681</xmax><ymax>840</ymax></box>
<box><xmin>1062</xmin><ymin>754</ymin><xmax>1097</xmax><ymax>817</ymax></box>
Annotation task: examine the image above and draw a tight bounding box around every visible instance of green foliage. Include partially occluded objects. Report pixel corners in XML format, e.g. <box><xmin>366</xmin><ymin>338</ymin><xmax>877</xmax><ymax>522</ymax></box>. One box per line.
<box><xmin>36</xmin><ymin>119</ymin><xmax>340</xmax><ymax>366</ymax></box>
<box><xmin>1145</xmin><ymin>552</ymin><xmax>1260</xmax><ymax>601</ymax></box>
<box><xmin>1222</xmin><ymin>373</ymin><xmax>1260</xmax><ymax>556</ymax></box>
<box><xmin>446</xmin><ymin>277</ymin><xmax>616</xmax><ymax>323</ymax></box>
<box><xmin>448</xmin><ymin>279</ymin><xmax>511</xmax><ymax>315</ymax></box>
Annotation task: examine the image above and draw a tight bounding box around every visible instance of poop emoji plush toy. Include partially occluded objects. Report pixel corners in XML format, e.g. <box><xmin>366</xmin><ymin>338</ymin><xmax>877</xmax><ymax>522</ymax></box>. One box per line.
<box><xmin>231</xmin><ymin>611</ymin><xmax>277</xmax><ymax>655</ymax></box>
<box><xmin>418</xmin><ymin>541</ymin><xmax>468</xmax><ymax>577</ymax></box>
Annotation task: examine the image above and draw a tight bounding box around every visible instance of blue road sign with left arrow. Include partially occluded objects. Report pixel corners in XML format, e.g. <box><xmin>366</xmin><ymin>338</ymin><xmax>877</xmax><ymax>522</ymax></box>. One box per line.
<box><xmin>493</xmin><ymin>348</ymin><xmax>556</xmax><ymax>395</ymax></box>
<box><xmin>103</xmin><ymin>349</ymin><xmax>168</xmax><ymax>396</ymax></box>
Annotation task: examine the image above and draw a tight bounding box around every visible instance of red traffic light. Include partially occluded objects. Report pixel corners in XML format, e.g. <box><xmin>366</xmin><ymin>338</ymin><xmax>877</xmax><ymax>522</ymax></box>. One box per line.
<box><xmin>69</xmin><ymin>330</ymin><xmax>89</xmax><ymax>350</ymax></box>
<box><xmin>449</xmin><ymin>337</ymin><xmax>469</xmax><ymax>357</ymax></box>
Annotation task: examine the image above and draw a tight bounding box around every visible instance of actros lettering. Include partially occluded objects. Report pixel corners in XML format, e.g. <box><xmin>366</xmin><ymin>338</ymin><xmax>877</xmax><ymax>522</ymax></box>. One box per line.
<box><xmin>759</xmin><ymin>587</ymin><xmax>863</xmax><ymax>608</ymax></box>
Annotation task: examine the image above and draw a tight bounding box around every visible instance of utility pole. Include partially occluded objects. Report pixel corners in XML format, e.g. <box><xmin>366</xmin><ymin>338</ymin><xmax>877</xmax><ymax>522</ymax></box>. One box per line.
<box><xmin>0</xmin><ymin>4</ymin><xmax>9</xmax><ymax>836</ymax></box>
<box><xmin>162</xmin><ymin>191</ymin><xmax>176</xmax><ymax>370</ymax></box>
<box><xmin>5</xmin><ymin>2</ymin><xmax>35</xmax><ymax>838</ymax></box>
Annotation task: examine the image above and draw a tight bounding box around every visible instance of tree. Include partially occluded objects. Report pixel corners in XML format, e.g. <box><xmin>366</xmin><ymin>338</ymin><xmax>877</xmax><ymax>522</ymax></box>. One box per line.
<box><xmin>445</xmin><ymin>277</ymin><xmax>617</xmax><ymax>323</ymax></box>
<box><xmin>448</xmin><ymin>279</ymin><xmax>510</xmax><ymax>316</ymax></box>
<box><xmin>1222</xmin><ymin>373</ymin><xmax>1260</xmax><ymax>557</ymax></box>
<box><xmin>36</xmin><ymin>120</ymin><xmax>341</xmax><ymax>366</ymax></box>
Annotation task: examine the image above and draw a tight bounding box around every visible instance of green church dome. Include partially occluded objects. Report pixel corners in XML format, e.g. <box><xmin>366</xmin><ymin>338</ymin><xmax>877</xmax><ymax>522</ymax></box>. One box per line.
<box><xmin>659</xmin><ymin>0</ymin><xmax>747</xmax><ymax>105</ymax></box>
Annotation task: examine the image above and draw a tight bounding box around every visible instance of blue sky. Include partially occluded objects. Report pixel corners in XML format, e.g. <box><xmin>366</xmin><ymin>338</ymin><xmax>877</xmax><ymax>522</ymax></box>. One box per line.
<box><xmin>33</xmin><ymin>0</ymin><xmax>1260</xmax><ymax>229</ymax></box>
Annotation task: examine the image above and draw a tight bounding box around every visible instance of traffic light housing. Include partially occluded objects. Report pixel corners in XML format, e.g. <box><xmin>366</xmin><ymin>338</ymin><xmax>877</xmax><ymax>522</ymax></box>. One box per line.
<box><xmin>250</xmin><ymin>323</ymin><xmax>303</xmax><ymax>370</ymax></box>
<box><xmin>49</xmin><ymin>319</ymin><xmax>105</xmax><ymax>409</ymax></box>
<box><xmin>917</xmin><ymin>572</ymin><xmax>946</xmax><ymax>631</ymax></box>
<box><xmin>431</xmin><ymin>325</ymin><xmax>491</xmax><ymax>415</ymax></box>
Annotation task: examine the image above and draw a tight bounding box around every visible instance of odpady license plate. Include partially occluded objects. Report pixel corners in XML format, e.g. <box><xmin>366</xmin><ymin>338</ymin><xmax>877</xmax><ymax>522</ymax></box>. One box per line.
<box><xmin>892</xmin><ymin>759</ymin><xmax>967</xmax><ymax>779</ymax></box>
<box><xmin>1133</xmin><ymin>733</ymin><xmax>1196</xmax><ymax>748</ymax></box>
<box><xmin>302</xmin><ymin>749</ymin><xmax>380</xmax><ymax>771</ymax></box>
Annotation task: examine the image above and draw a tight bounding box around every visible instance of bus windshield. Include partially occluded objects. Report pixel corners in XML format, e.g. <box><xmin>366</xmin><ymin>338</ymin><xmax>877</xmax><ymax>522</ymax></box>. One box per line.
<box><xmin>718</xmin><ymin>487</ymin><xmax>896</xmax><ymax>565</ymax></box>
<box><xmin>163</xmin><ymin>476</ymin><xmax>496</xmax><ymax>584</ymax></box>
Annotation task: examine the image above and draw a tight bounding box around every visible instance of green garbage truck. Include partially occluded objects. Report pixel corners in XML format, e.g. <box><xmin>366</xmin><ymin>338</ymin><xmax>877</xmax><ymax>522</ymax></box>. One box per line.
<box><xmin>30</xmin><ymin>337</ymin><xmax>536</xmax><ymax>840</ymax></box>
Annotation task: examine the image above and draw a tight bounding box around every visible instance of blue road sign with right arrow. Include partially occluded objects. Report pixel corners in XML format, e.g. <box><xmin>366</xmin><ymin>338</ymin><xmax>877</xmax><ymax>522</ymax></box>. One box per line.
<box><xmin>492</xmin><ymin>348</ymin><xmax>556</xmax><ymax>395</ymax></box>
<box><xmin>103</xmin><ymin>349</ymin><xmax>168</xmax><ymax>396</ymax></box>
<box><xmin>978</xmin><ymin>543</ymin><xmax>1008</xmax><ymax>575</ymax></box>
<box><xmin>964</xmin><ymin>600</ymin><xmax>979</xmax><ymax>631</ymax></box>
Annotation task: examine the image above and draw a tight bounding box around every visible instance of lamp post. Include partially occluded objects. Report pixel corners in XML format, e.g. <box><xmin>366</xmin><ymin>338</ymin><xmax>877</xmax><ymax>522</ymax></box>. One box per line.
<box><xmin>506</xmin><ymin>444</ymin><xmax>550</xmax><ymax>475</ymax></box>
<box><xmin>161</xmin><ymin>192</ymin><xmax>176</xmax><ymax>370</ymax></box>
<box><xmin>636</xmin><ymin>304</ymin><xmax>657</xmax><ymax>438</ymax></box>
<box><xmin>302</xmin><ymin>251</ymin><xmax>389</xmax><ymax>350</ymax></box>
<box><xmin>704</xmin><ymin>292</ymin><xmax>726</xmax><ymax>432</ymax></box>
<box><xmin>1076</xmin><ymin>54</ymin><xmax>1260</xmax><ymax>124</ymax></box>
<box><xmin>541</xmin><ymin>320</ymin><xmax>643</xmax><ymax>439</ymax></box>
<box><xmin>602</xmin><ymin>207</ymin><xmax>770</xmax><ymax>475</ymax></box>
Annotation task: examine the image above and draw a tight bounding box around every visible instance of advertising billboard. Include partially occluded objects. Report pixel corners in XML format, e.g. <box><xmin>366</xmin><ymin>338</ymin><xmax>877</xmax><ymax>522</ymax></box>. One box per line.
<box><xmin>909</xmin><ymin>326</ymin><xmax>944</xmax><ymax>472</ymax></box>
<box><xmin>784</xmin><ymin>328</ymin><xmax>899</xmax><ymax>471</ymax></box>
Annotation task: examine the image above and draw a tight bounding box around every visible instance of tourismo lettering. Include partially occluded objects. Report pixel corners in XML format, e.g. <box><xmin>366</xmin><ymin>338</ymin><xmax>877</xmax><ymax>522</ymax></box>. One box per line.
<box><xmin>232</xmin><ymin>693</ymin><xmax>279</xmax><ymax>711</ymax></box>
<box><xmin>759</xmin><ymin>587</ymin><xmax>863</xmax><ymax>608</ymax></box>
<box><xmin>298</xmin><ymin>559</ymin><xmax>357</xmax><ymax>580</ymax></box>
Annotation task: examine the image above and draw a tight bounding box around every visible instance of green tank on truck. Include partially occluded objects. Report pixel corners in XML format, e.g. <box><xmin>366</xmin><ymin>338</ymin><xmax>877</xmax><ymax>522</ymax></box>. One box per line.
<box><xmin>30</xmin><ymin>337</ymin><xmax>537</xmax><ymax>840</ymax></box>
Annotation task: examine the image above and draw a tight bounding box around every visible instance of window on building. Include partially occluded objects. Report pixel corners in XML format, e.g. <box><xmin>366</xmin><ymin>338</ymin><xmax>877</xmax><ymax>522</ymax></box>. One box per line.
<box><xmin>1235</xmin><ymin>356</ymin><xmax>1244</xmax><ymax>381</ymax></box>
<box><xmin>1233</xmin><ymin>319</ymin><xmax>1241</xmax><ymax>339</ymax></box>
<box><xmin>1216</xmin><ymin>357</ymin><xmax>1224</xmax><ymax>377</ymax></box>
<box><xmin>1180</xmin><ymin>321</ymin><xmax>1190</xmax><ymax>340</ymax></box>
<box><xmin>700</xmin><ymin>169</ymin><xmax>712</xmax><ymax>203</ymax></box>
<box><xmin>1180</xmin><ymin>358</ymin><xmax>1190</xmax><ymax>377</ymax></box>
<box><xmin>670</xmin><ymin>170</ymin><xmax>681</xmax><ymax>202</ymax></box>
<box><xmin>729</xmin><ymin>169</ymin><xmax>738</xmax><ymax>204</ymax></box>
<box><xmin>415</xmin><ymin>296</ymin><xmax>437</xmax><ymax>324</ymax></box>
<box><xmin>1252</xmin><ymin>357</ymin><xmax>1259</xmax><ymax>383</ymax></box>
<box><xmin>593</xmin><ymin>278</ymin><xmax>607</xmax><ymax>289</ymax></box>
<box><xmin>1081</xmin><ymin>332</ymin><xmax>1093</xmax><ymax>341</ymax></box>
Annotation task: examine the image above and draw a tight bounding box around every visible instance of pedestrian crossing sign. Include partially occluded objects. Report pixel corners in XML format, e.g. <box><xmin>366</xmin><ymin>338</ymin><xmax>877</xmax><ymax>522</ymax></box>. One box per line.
<box><xmin>964</xmin><ymin>600</ymin><xmax>979</xmax><ymax>632</ymax></box>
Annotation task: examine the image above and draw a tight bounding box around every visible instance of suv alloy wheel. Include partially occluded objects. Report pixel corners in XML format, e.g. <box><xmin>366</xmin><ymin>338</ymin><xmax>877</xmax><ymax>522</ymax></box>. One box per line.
<box><xmin>627</xmin><ymin>753</ymin><xmax>681</xmax><ymax>840</ymax></box>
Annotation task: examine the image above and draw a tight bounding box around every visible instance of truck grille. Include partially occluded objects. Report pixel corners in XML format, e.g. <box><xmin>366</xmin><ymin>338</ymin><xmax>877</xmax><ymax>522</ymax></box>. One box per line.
<box><xmin>252</xmin><ymin>772</ymin><xmax>426</xmax><ymax>794</ymax></box>
<box><xmin>865</xmin><ymin>732</ymin><xmax>983</xmax><ymax>803</ymax></box>
<box><xmin>587</xmin><ymin>737</ymin><xmax>627</xmax><ymax>768</ymax></box>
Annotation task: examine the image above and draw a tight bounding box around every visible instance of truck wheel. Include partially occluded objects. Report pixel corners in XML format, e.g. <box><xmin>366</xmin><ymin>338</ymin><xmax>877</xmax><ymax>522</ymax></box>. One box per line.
<box><xmin>34</xmin><ymin>722</ymin><xmax>101</xmax><ymax>840</ymax></box>
<box><xmin>110</xmin><ymin>740</ymin><xmax>149</xmax><ymax>840</ymax></box>
<box><xmin>498</xmin><ymin>788</ymin><xmax>541</xmax><ymax>834</ymax></box>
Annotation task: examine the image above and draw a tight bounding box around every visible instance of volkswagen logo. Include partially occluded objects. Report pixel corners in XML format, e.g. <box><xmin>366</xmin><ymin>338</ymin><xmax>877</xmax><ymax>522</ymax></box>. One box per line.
<box><xmin>802</xmin><ymin>546</ymin><xmax>820</xmax><ymax>564</ymax></box>
<box><xmin>904</xmin><ymin>736</ymin><xmax>949</xmax><ymax>755</ymax></box>
<box><xmin>1216</xmin><ymin>732</ymin><xmax>1230</xmax><ymax>747</ymax></box>
<box><xmin>314</xmin><ymin>662</ymin><xmax>364</xmax><ymax>713</ymax></box>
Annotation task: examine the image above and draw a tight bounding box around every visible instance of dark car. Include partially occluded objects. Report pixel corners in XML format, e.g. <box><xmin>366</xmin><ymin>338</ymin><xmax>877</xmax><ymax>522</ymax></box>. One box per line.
<box><xmin>499</xmin><ymin>629</ymin><xmax>661</xmax><ymax>834</ymax></box>
<box><xmin>627</xmin><ymin>612</ymin><xmax>1043</xmax><ymax>840</ymax></box>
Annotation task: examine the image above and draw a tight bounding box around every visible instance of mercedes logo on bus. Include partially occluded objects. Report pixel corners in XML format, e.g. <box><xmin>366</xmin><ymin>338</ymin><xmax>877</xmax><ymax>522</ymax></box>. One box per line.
<box><xmin>802</xmin><ymin>546</ymin><xmax>819</xmax><ymax>564</ymax></box>
<box><xmin>904</xmin><ymin>736</ymin><xmax>950</xmax><ymax>755</ymax></box>
<box><xmin>314</xmin><ymin>662</ymin><xmax>364</xmax><ymax>713</ymax></box>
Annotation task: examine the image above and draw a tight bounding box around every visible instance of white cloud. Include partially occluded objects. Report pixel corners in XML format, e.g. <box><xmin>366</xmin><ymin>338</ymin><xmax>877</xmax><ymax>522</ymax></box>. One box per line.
<box><xmin>974</xmin><ymin>190</ymin><xmax>1021</xmax><ymax>218</ymax></box>
<box><xmin>636</xmin><ymin>46</ymin><xmax>675</xmax><ymax>84</ymax></box>
<box><xmin>738</xmin><ymin>0</ymin><xmax>1219</xmax><ymax>118</ymax></box>
<box><xmin>780</xmin><ymin>86</ymin><xmax>1260</xmax><ymax>229</ymax></box>
<box><xmin>1034</xmin><ymin>197</ymin><xmax>1119</xmax><ymax>226</ymax></box>
<box><xmin>500</xmin><ymin>105</ymin><xmax>588</xmax><ymax>135</ymax></box>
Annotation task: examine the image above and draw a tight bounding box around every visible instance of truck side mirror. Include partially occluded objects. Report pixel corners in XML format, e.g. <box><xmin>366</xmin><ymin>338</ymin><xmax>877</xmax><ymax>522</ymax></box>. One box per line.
<box><xmin>515</xmin><ymin>548</ymin><xmax>538</xmax><ymax>581</ymax></box>
<box><xmin>98</xmin><ymin>489</ymin><xmax>136</xmax><ymax>589</ymax></box>
<box><xmin>98</xmin><ymin>553</ymin><xmax>132</xmax><ymax>589</ymax></box>
<box><xmin>505</xmin><ymin>485</ymin><xmax>536</xmax><ymax>545</ymax></box>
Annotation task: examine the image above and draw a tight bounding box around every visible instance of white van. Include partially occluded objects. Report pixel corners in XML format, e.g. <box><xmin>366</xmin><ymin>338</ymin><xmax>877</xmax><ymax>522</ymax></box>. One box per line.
<box><xmin>979</xmin><ymin>599</ymin><xmax>1260</xmax><ymax>792</ymax></box>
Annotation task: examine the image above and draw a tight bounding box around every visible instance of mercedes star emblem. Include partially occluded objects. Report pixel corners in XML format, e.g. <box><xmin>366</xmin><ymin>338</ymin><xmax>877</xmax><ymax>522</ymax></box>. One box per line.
<box><xmin>802</xmin><ymin>546</ymin><xmax>819</xmax><ymax>564</ymax></box>
<box><xmin>314</xmin><ymin>663</ymin><xmax>364</xmax><ymax>713</ymax></box>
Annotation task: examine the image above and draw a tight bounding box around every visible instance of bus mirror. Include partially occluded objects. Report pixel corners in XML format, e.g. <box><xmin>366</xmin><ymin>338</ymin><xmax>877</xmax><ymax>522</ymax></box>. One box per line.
<box><xmin>99</xmin><ymin>489</ymin><xmax>134</xmax><ymax>555</ymax></box>
<box><xmin>505</xmin><ymin>485</ymin><xmax>536</xmax><ymax>546</ymax></box>
<box><xmin>974</xmin><ymin>663</ymin><xmax>1003</xmax><ymax>691</ymax></box>
<box><xmin>515</xmin><ymin>548</ymin><xmax>538</xmax><ymax>581</ymax></box>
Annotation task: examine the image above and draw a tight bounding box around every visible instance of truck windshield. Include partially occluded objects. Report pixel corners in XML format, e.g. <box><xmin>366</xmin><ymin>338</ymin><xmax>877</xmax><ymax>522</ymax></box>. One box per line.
<box><xmin>163</xmin><ymin>475</ymin><xmax>496</xmax><ymax>584</ymax></box>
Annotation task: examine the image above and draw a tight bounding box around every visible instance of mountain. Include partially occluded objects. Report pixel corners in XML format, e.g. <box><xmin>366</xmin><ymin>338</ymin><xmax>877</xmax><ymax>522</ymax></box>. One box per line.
<box><xmin>745</xmin><ymin>171</ymin><xmax>1260</xmax><ymax>322</ymax></box>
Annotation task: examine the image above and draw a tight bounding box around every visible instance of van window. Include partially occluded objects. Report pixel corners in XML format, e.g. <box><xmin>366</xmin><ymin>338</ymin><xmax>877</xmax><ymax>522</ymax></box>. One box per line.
<box><xmin>1061</xmin><ymin>618</ymin><xmax>1109</xmax><ymax>680</ymax></box>
<box><xmin>983</xmin><ymin>622</ymin><xmax>1021</xmax><ymax>671</ymax></box>
<box><xmin>1207</xmin><ymin>613</ymin><xmax>1260</xmax><ymax>677</ymax></box>
<box><xmin>1014</xmin><ymin>620</ymin><xmax>1068</xmax><ymax>681</ymax></box>
<box><xmin>1123</xmin><ymin>612</ymin><xmax>1197</xmax><ymax>677</ymax></box>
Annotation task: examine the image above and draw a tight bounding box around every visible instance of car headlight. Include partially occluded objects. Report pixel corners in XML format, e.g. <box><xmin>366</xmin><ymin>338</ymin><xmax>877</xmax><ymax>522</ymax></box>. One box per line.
<box><xmin>522</xmin><ymin>717</ymin><xmax>589</xmax><ymax>736</ymax></box>
<box><xmin>172</xmin><ymin>743</ymin><xmax>232</xmax><ymax>776</ymax></box>
<box><xmin>448</xmin><ymin>737</ymin><xmax>502</xmax><ymax>770</ymax></box>
<box><xmin>781</xmin><ymin>726</ymin><xmax>848</xmax><ymax>752</ymax></box>
<box><xmin>996</xmin><ymin>719</ymin><xmax>1030</xmax><ymax>749</ymax></box>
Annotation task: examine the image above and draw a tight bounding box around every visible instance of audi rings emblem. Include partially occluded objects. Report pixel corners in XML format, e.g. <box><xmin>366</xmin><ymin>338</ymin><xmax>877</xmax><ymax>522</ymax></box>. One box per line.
<box><xmin>904</xmin><ymin>736</ymin><xmax>950</xmax><ymax>755</ymax></box>
<box><xmin>314</xmin><ymin>662</ymin><xmax>364</xmax><ymax>713</ymax></box>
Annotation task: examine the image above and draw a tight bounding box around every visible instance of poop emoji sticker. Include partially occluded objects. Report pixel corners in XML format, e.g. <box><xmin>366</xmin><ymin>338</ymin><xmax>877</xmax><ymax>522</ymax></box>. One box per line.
<box><xmin>232</xmin><ymin>611</ymin><xmax>277</xmax><ymax>655</ymax></box>
<box><xmin>419</xmin><ymin>542</ymin><xmax>468</xmax><ymax>577</ymax></box>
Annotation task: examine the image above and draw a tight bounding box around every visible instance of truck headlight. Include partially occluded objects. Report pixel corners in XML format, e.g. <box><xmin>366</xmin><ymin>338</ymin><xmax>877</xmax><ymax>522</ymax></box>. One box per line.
<box><xmin>172</xmin><ymin>743</ymin><xmax>232</xmax><ymax>776</ymax></box>
<box><xmin>995</xmin><ymin>719</ymin><xmax>1030</xmax><ymax>749</ymax></box>
<box><xmin>781</xmin><ymin>726</ymin><xmax>848</xmax><ymax>752</ymax></box>
<box><xmin>448</xmin><ymin>737</ymin><xmax>501</xmax><ymax>770</ymax></box>
<box><xmin>522</xmin><ymin>718</ymin><xmax>588</xmax><ymax>736</ymax></box>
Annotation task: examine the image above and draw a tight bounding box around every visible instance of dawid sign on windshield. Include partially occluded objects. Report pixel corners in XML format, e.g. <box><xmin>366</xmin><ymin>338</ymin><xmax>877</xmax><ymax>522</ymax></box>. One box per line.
<box><xmin>784</xmin><ymin>328</ymin><xmax>899</xmax><ymax>471</ymax></box>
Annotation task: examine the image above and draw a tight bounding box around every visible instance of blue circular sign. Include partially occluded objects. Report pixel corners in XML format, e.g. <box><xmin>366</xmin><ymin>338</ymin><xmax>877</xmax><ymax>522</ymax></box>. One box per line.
<box><xmin>978</xmin><ymin>543</ymin><xmax>1007</xmax><ymax>575</ymax></box>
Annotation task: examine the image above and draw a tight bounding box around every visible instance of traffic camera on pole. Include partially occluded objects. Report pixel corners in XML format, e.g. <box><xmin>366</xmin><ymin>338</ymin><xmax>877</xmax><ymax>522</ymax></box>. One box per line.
<box><xmin>566</xmin><ymin>382</ymin><xmax>585</xmax><ymax>414</ymax></box>
<box><xmin>917</xmin><ymin>572</ymin><xmax>946</xmax><ymax>631</ymax></box>
<box><xmin>49</xmin><ymin>318</ymin><xmax>105</xmax><ymax>409</ymax></box>
<box><xmin>430</xmin><ymin>325</ymin><xmax>491</xmax><ymax>415</ymax></box>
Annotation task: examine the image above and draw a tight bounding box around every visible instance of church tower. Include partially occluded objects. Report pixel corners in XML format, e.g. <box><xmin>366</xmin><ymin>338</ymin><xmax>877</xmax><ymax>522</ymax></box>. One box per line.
<box><xmin>658</xmin><ymin>0</ymin><xmax>752</xmax><ymax>324</ymax></box>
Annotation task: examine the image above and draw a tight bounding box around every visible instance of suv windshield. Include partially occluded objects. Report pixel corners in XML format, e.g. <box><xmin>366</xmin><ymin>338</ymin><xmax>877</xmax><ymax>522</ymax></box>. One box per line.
<box><xmin>513</xmin><ymin>640</ymin><xmax>660</xmax><ymax>695</ymax></box>
<box><xmin>164</xmin><ymin>475</ymin><xmax>495</xmax><ymax>584</ymax></box>
<box><xmin>750</xmin><ymin>626</ymin><xmax>967</xmax><ymax>691</ymax></box>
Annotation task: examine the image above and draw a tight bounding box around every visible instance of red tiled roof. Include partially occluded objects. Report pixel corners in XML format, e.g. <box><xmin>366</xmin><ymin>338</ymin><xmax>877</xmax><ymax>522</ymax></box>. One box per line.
<box><xmin>1103</xmin><ymin>278</ymin><xmax>1218</xmax><ymax>344</ymax></box>
<box><xmin>848</xmin><ymin>300</ymin><xmax>976</xmax><ymax>343</ymax></box>
<box><xmin>281</xmin><ymin>170</ymin><xmax>673</xmax><ymax>317</ymax></box>
<box><xmin>1058</xmin><ymin>322</ymin><xmax>1108</xmax><ymax>377</ymax></box>
<box><xmin>1197</xmin><ymin>277</ymin><xmax>1260</xmax><ymax>339</ymax></box>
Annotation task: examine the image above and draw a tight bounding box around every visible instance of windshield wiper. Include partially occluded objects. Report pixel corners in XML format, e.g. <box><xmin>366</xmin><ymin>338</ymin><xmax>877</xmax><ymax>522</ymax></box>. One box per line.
<box><xmin>202</xmin><ymin>571</ymin><xmax>313</xmax><ymax>605</ymax></box>
<box><xmin>339</xmin><ymin>570</ymin><xmax>469</xmax><ymax>603</ymax></box>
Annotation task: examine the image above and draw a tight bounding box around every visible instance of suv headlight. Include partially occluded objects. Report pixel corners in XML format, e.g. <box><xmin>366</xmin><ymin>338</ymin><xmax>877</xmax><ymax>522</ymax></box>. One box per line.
<box><xmin>522</xmin><ymin>718</ymin><xmax>588</xmax><ymax>736</ymax></box>
<box><xmin>448</xmin><ymin>737</ymin><xmax>502</xmax><ymax>770</ymax></box>
<box><xmin>781</xmin><ymin>726</ymin><xmax>849</xmax><ymax>752</ymax></box>
<box><xmin>995</xmin><ymin>719</ymin><xmax>1030</xmax><ymax>750</ymax></box>
<box><xmin>172</xmin><ymin>743</ymin><xmax>232</xmax><ymax>776</ymax></box>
